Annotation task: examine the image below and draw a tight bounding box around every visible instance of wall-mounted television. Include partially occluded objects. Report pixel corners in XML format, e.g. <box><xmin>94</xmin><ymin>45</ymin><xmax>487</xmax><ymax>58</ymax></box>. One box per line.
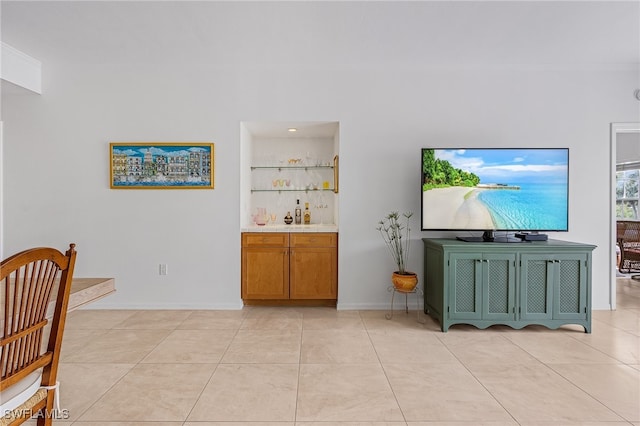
<box><xmin>421</xmin><ymin>148</ymin><xmax>569</xmax><ymax>242</ymax></box>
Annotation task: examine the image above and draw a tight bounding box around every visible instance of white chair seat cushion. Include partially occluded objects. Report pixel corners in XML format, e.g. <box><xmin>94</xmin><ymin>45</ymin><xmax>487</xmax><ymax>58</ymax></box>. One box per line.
<box><xmin>0</xmin><ymin>369</ymin><xmax>43</xmax><ymax>411</ymax></box>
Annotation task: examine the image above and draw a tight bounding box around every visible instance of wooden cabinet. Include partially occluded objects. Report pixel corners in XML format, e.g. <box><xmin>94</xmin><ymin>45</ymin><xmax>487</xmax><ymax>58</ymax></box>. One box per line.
<box><xmin>423</xmin><ymin>238</ymin><xmax>595</xmax><ymax>332</ymax></box>
<box><xmin>242</xmin><ymin>232</ymin><xmax>337</xmax><ymax>305</ymax></box>
<box><xmin>241</xmin><ymin>233</ymin><xmax>289</xmax><ymax>299</ymax></box>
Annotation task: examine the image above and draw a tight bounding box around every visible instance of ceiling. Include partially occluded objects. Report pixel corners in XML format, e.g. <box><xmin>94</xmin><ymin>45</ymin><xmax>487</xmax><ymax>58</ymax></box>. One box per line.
<box><xmin>2</xmin><ymin>1</ymin><xmax>639</xmax><ymax>67</ymax></box>
<box><xmin>242</xmin><ymin>121</ymin><xmax>339</xmax><ymax>139</ymax></box>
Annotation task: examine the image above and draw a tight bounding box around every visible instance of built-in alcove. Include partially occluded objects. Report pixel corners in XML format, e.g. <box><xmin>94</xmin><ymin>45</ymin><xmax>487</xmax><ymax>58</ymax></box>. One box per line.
<box><xmin>239</xmin><ymin>121</ymin><xmax>340</xmax><ymax>230</ymax></box>
<box><xmin>239</xmin><ymin>121</ymin><xmax>341</xmax><ymax>306</ymax></box>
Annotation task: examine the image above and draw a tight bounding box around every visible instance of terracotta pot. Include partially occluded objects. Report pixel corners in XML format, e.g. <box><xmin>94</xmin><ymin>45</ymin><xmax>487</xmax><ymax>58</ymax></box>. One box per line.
<box><xmin>391</xmin><ymin>271</ymin><xmax>418</xmax><ymax>292</ymax></box>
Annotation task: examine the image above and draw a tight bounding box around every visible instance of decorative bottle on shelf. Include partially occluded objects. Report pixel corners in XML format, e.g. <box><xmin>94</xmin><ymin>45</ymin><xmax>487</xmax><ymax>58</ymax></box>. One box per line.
<box><xmin>284</xmin><ymin>212</ymin><xmax>293</xmax><ymax>225</ymax></box>
<box><xmin>304</xmin><ymin>202</ymin><xmax>311</xmax><ymax>224</ymax></box>
<box><xmin>295</xmin><ymin>199</ymin><xmax>302</xmax><ymax>224</ymax></box>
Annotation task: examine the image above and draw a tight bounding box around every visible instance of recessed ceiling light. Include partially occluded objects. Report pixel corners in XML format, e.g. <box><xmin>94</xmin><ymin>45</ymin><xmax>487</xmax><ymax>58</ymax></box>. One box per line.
<box><xmin>288</xmin><ymin>128</ymin><xmax>297</xmax><ymax>132</ymax></box>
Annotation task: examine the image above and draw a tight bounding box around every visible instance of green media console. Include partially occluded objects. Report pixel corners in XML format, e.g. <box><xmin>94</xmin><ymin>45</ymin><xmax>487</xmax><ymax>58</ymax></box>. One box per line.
<box><xmin>423</xmin><ymin>238</ymin><xmax>596</xmax><ymax>333</ymax></box>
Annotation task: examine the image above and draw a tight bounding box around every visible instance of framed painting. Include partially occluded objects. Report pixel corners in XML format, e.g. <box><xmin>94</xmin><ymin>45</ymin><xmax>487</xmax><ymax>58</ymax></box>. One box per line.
<box><xmin>110</xmin><ymin>142</ymin><xmax>214</xmax><ymax>189</ymax></box>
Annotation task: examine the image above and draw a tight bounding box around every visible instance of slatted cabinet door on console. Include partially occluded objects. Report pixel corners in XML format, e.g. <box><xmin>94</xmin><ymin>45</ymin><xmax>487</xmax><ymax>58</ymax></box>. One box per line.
<box><xmin>423</xmin><ymin>238</ymin><xmax>595</xmax><ymax>332</ymax></box>
<box><xmin>448</xmin><ymin>252</ymin><xmax>516</xmax><ymax>322</ymax></box>
<box><xmin>520</xmin><ymin>253</ymin><xmax>590</xmax><ymax>324</ymax></box>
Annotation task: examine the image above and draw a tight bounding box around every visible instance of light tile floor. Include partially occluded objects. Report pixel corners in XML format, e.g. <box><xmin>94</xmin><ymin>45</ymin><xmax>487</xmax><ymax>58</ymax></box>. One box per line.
<box><xmin>35</xmin><ymin>278</ymin><xmax>640</xmax><ymax>425</ymax></box>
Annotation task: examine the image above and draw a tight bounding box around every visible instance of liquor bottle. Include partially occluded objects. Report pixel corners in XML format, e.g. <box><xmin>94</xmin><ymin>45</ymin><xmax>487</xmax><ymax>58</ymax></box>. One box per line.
<box><xmin>284</xmin><ymin>212</ymin><xmax>293</xmax><ymax>225</ymax></box>
<box><xmin>294</xmin><ymin>199</ymin><xmax>302</xmax><ymax>224</ymax></box>
<box><xmin>304</xmin><ymin>202</ymin><xmax>311</xmax><ymax>224</ymax></box>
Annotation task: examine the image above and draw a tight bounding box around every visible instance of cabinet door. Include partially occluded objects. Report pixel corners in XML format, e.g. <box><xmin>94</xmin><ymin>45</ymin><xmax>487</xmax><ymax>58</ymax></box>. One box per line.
<box><xmin>242</xmin><ymin>247</ymin><xmax>289</xmax><ymax>299</ymax></box>
<box><xmin>483</xmin><ymin>254</ymin><xmax>516</xmax><ymax>320</ymax></box>
<box><xmin>448</xmin><ymin>253</ymin><xmax>482</xmax><ymax>320</ymax></box>
<box><xmin>554</xmin><ymin>254</ymin><xmax>589</xmax><ymax>320</ymax></box>
<box><xmin>289</xmin><ymin>247</ymin><xmax>337</xmax><ymax>299</ymax></box>
<box><xmin>520</xmin><ymin>254</ymin><xmax>554</xmax><ymax>320</ymax></box>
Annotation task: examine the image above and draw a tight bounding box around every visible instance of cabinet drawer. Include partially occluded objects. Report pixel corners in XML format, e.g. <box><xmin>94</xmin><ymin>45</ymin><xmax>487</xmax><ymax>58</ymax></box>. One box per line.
<box><xmin>290</xmin><ymin>233</ymin><xmax>337</xmax><ymax>247</ymax></box>
<box><xmin>242</xmin><ymin>233</ymin><xmax>289</xmax><ymax>247</ymax></box>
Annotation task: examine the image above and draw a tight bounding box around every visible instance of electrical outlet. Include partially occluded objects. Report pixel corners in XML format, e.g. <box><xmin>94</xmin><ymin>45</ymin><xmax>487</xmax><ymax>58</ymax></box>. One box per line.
<box><xmin>159</xmin><ymin>264</ymin><xmax>168</xmax><ymax>275</ymax></box>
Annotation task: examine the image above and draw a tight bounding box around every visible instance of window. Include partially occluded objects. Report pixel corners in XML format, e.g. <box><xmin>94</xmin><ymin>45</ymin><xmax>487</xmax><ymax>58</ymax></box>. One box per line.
<box><xmin>617</xmin><ymin>168</ymin><xmax>640</xmax><ymax>219</ymax></box>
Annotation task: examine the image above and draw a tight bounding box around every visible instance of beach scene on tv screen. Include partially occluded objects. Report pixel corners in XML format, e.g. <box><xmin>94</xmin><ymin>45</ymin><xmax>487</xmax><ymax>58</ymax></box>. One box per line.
<box><xmin>422</xmin><ymin>148</ymin><xmax>569</xmax><ymax>231</ymax></box>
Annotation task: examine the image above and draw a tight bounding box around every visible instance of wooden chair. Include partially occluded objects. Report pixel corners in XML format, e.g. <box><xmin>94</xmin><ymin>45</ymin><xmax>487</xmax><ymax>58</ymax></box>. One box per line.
<box><xmin>0</xmin><ymin>244</ymin><xmax>77</xmax><ymax>425</ymax></box>
<box><xmin>617</xmin><ymin>221</ymin><xmax>640</xmax><ymax>276</ymax></box>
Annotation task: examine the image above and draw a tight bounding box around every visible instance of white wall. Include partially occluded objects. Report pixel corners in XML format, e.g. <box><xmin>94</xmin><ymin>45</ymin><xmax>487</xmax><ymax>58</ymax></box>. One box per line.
<box><xmin>2</xmin><ymin>2</ymin><xmax>639</xmax><ymax>310</ymax></box>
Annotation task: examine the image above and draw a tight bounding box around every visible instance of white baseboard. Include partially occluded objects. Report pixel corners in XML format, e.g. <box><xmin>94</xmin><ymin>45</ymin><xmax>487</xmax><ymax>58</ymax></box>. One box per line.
<box><xmin>77</xmin><ymin>301</ymin><xmax>245</xmax><ymax>310</ymax></box>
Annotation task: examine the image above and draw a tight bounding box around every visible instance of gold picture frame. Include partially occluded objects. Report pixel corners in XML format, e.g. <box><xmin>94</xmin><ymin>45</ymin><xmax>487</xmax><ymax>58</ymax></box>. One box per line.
<box><xmin>110</xmin><ymin>142</ymin><xmax>214</xmax><ymax>189</ymax></box>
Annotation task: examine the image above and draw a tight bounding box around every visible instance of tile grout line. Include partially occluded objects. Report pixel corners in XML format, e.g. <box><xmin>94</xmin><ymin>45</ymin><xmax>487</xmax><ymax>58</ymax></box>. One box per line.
<box><xmin>61</xmin><ymin>312</ymin><xmax>158</xmax><ymax>423</ymax></box>
<box><xmin>363</xmin><ymin>310</ymin><xmax>408</xmax><ymax>424</ymax></box>
<box><xmin>545</xmin><ymin>361</ymin><xmax>636</xmax><ymax>423</ymax></box>
<box><xmin>473</xmin><ymin>333</ymin><xmax>628</xmax><ymax>424</ymax></box>
<box><xmin>180</xmin><ymin>310</ymin><xmax>245</xmax><ymax>423</ymax></box>
<box><xmin>432</xmin><ymin>331</ymin><xmax>524</xmax><ymax>425</ymax></box>
<box><xmin>294</xmin><ymin>311</ymin><xmax>305</xmax><ymax>423</ymax></box>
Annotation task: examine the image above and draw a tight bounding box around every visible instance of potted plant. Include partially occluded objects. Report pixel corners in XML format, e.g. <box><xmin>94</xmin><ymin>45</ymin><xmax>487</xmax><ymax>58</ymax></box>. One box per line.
<box><xmin>377</xmin><ymin>211</ymin><xmax>418</xmax><ymax>292</ymax></box>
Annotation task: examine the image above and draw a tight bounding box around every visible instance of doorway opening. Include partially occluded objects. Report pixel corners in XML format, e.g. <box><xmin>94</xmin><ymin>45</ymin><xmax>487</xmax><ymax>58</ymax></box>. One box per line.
<box><xmin>611</xmin><ymin>123</ymin><xmax>640</xmax><ymax>310</ymax></box>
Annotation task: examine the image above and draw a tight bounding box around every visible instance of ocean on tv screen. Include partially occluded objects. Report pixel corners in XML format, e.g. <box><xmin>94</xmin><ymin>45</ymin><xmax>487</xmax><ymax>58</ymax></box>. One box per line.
<box><xmin>476</xmin><ymin>181</ymin><xmax>567</xmax><ymax>230</ymax></box>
